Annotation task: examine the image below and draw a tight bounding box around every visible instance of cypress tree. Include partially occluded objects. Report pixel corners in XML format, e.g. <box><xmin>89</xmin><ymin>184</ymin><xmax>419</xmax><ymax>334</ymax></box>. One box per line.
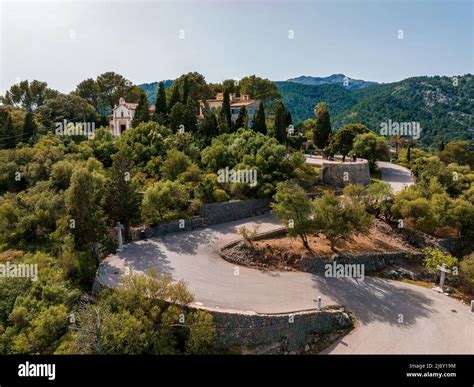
<box><xmin>222</xmin><ymin>89</ymin><xmax>232</xmax><ymax>129</ymax></box>
<box><xmin>235</xmin><ymin>105</ymin><xmax>247</xmax><ymax>129</ymax></box>
<box><xmin>182</xmin><ymin>76</ymin><xmax>189</xmax><ymax>103</ymax></box>
<box><xmin>202</xmin><ymin>111</ymin><xmax>218</xmax><ymax>139</ymax></box>
<box><xmin>313</xmin><ymin>102</ymin><xmax>332</xmax><ymax>149</ymax></box>
<box><xmin>252</xmin><ymin>101</ymin><xmax>266</xmax><ymax>134</ymax></box>
<box><xmin>154</xmin><ymin>81</ymin><xmax>167</xmax><ymax>123</ymax></box>
<box><xmin>133</xmin><ymin>93</ymin><xmax>150</xmax><ymax>127</ymax></box>
<box><xmin>168</xmin><ymin>85</ymin><xmax>181</xmax><ymax>113</ymax></box>
<box><xmin>274</xmin><ymin>101</ymin><xmax>287</xmax><ymax>144</ymax></box>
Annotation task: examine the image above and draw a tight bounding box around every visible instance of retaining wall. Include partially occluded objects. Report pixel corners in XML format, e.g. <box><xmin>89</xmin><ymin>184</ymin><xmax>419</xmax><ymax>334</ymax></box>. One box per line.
<box><xmin>209</xmin><ymin>307</ymin><xmax>352</xmax><ymax>353</ymax></box>
<box><xmin>321</xmin><ymin>159</ymin><xmax>371</xmax><ymax>188</ymax></box>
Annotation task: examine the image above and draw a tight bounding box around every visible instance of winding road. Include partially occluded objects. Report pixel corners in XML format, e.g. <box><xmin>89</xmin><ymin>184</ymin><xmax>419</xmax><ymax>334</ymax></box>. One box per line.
<box><xmin>96</xmin><ymin>161</ymin><xmax>472</xmax><ymax>354</ymax></box>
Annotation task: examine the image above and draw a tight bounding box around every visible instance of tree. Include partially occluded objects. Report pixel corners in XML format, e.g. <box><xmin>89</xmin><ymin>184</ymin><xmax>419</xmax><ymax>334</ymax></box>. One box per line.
<box><xmin>446</xmin><ymin>198</ymin><xmax>474</xmax><ymax>241</ymax></box>
<box><xmin>160</xmin><ymin>149</ymin><xmax>192</xmax><ymax>181</ymax></box>
<box><xmin>439</xmin><ymin>140</ymin><xmax>473</xmax><ymax>168</ymax></box>
<box><xmin>141</xmin><ymin>180</ymin><xmax>189</xmax><ymax>223</ymax></box>
<box><xmin>66</xmin><ymin>272</ymin><xmax>215</xmax><ymax>354</ymax></box>
<box><xmin>105</xmin><ymin>149</ymin><xmax>141</xmax><ymax>239</ymax></box>
<box><xmin>201</xmin><ymin>111</ymin><xmax>218</xmax><ymax>140</ymax></box>
<box><xmin>352</xmin><ymin>132</ymin><xmax>390</xmax><ymax>171</ymax></box>
<box><xmin>65</xmin><ymin>168</ymin><xmax>106</xmax><ymax>253</ymax></box>
<box><xmin>312</xmin><ymin>192</ymin><xmax>373</xmax><ymax>251</ymax></box>
<box><xmin>422</xmin><ymin>248</ymin><xmax>458</xmax><ymax>273</ymax></box>
<box><xmin>313</xmin><ymin>102</ymin><xmax>331</xmax><ymax>150</ymax></box>
<box><xmin>239</xmin><ymin>75</ymin><xmax>281</xmax><ymax>105</ymax></box>
<box><xmin>235</xmin><ymin>105</ymin><xmax>247</xmax><ymax>129</ymax></box>
<box><xmin>1</xmin><ymin>80</ymin><xmax>58</xmax><ymax>112</ymax></box>
<box><xmin>252</xmin><ymin>101</ymin><xmax>266</xmax><ymax>134</ymax></box>
<box><xmin>274</xmin><ymin>101</ymin><xmax>288</xmax><ymax>144</ymax></box>
<box><xmin>168</xmin><ymin>84</ymin><xmax>181</xmax><ymax>113</ymax></box>
<box><xmin>169</xmin><ymin>102</ymin><xmax>196</xmax><ymax>133</ymax></box>
<box><xmin>133</xmin><ymin>93</ymin><xmax>150</xmax><ymax>126</ymax></box>
<box><xmin>74</xmin><ymin>78</ymin><xmax>100</xmax><ymax>111</ymax></box>
<box><xmin>326</xmin><ymin>123</ymin><xmax>369</xmax><ymax>161</ymax></box>
<box><xmin>0</xmin><ymin>113</ymin><xmax>17</xmax><ymax>149</ymax></box>
<box><xmin>22</xmin><ymin>112</ymin><xmax>37</xmax><ymax>143</ymax></box>
<box><xmin>153</xmin><ymin>81</ymin><xmax>168</xmax><ymax>124</ymax></box>
<box><xmin>95</xmin><ymin>72</ymin><xmax>133</xmax><ymax>113</ymax></box>
<box><xmin>182</xmin><ymin>76</ymin><xmax>190</xmax><ymax>103</ymax></box>
<box><xmin>271</xmin><ymin>182</ymin><xmax>314</xmax><ymax>249</ymax></box>
<box><xmin>221</xmin><ymin>89</ymin><xmax>232</xmax><ymax>130</ymax></box>
<box><xmin>460</xmin><ymin>252</ymin><xmax>474</xmax><ymax>291</ymax></box>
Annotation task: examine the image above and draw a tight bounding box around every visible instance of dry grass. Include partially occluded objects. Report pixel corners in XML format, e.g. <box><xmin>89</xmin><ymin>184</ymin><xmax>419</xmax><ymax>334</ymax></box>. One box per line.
<box><xmin>253</xmin><ymin>225</ymin><xmax>411</xmax><ymax>257</ymax></box>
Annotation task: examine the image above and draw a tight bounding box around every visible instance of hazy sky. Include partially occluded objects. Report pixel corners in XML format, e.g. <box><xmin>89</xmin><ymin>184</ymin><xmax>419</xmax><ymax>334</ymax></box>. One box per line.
<box><xmin>1</xmin><ymin>0</ymin><xmax>472</xmax><ymax>94</ymax></box>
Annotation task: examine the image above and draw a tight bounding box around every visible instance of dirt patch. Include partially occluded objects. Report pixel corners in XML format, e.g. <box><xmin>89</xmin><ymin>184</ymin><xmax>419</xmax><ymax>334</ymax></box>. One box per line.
<box><xmin>222</xmin><ymin>220</ymin><xmax>417</xmax><ymax>271</ymax></box>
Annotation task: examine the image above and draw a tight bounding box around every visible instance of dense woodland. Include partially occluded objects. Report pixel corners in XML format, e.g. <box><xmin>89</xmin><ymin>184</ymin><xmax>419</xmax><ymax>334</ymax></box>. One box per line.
<box><xmin>0</xmin><ymin>71</ymin><xmax>473</xmax><ymax>354</ymax></box>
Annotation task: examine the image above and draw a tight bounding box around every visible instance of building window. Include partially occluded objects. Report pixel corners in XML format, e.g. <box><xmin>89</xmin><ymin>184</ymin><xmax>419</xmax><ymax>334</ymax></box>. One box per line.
<box><xmin>231</xmin><ymin>108</ymin><xmax>240</xmax><ymax>115</ymax></box>
<box><xmin>121</xmin><ymin>111</ymin><xmax>124</xmax><ymax>117</ymax></box>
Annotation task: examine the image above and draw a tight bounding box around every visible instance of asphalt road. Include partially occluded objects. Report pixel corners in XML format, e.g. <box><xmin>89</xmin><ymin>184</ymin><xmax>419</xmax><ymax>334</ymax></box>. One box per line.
<box><xmin>95</xmin><ymin>162</ymin><xmax>471</xmax><ymax>354</ymax></box>
<box><xmin>97</xmin><ymin>213</ymin><xmax>473</xmax><ymax>354</ymax></box>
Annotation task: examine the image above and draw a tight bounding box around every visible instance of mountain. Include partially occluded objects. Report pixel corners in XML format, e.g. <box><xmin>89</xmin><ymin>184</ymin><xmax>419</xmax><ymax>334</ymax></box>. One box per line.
<box><xmin>275</xmin><ymin>81</ymin><xmax>361</xmax><ymax>122</ymax></box>
<box><xmin>138</xmin><ymin>80</ymin><xmax>174</xmax><ymax>104</ymax></box>
<box><xmin>286</xmin><ymin>74</ymin><xmax>378</xmax><ymax>90</ymax></box>
<box><xmin>333</xmin><ymin>75</ymin><xmax>474</xmax><ymax>147</ymax></box>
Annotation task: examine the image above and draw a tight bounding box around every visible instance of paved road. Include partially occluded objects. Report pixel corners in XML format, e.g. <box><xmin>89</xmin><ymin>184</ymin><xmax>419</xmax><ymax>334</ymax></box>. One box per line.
<box><xmin>305</xmin><ymin>155</ymin><xmax>414</xmax><ymax>193</ymax></box>
<box><xmin>97</xmin><ymin>214</ymin><xmax>473</xmax><ymax>354</ymax></box>
<box><xmin>376</xmin><ymin>161</ymin><xmax>414</xmax><ymax>193</ymax></box>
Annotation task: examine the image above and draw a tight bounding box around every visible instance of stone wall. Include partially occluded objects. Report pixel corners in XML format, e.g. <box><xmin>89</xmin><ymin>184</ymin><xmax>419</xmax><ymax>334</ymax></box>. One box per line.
<box><xmin>128</xmin><ymin>198</ymin><xmax>271</xmax><ymax>240</ymax></box>
<box><xmin>321</xmin><ymin>159</ymin><xmax>371</xmax><ymax>188</ymax></box>
<box><xmin>298</xmin><ymin>251</ymin><xmax>423</xmax><ymax>274</ymax></box>
<box><xmin>209</xmin><ymin>307</ymin><xmax>352</xmax><ymax>353</ymax></box>
<box><xmin>199</xmin><ymin>198</ymin><xmax>271</xmax><ymax>226</ymax></box>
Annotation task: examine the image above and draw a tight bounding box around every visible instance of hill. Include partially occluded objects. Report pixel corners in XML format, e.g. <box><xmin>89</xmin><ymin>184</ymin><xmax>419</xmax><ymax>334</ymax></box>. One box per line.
<box><xmin>139</xmin><ymin>80</ymin><xmax>174</xmax><ymax>104</ymax></box>
<box><xmin>286</xmin><ymin>74</ymin><xmax>378</xmax><ymax>90</ymax></box>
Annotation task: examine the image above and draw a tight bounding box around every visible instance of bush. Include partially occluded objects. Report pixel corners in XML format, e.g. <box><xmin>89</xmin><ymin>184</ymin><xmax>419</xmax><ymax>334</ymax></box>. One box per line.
<box><xmin>422</xmin><ymin>248</ymin><xmax>458</xmax><ymax>273</ymax></box>
<box><xmin>460</xmin><ymin>253</ymin><xmax>474</xmax><ymax>290</ymax></box>
<box><xmin>213</xmin><ymin>189</ymin><xmax>230</xmax><ymax>203</ymax></box>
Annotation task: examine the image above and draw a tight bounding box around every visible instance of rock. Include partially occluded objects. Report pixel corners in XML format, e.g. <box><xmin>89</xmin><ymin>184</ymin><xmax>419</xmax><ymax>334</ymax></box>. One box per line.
<box><xmin>304</xmin><ymin>344</ymin><xmax>310</xmax><ymax>352</ymax></box>
<box><xmin>386</xmin><ymin>269</ymin><xmax>399</xmax><ymax>279</ymax></box>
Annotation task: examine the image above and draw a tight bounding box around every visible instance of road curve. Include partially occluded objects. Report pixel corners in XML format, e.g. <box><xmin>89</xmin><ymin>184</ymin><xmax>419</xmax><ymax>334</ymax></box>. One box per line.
<box><xmin>96</xmin><ymin>214</ymin><xmax>473</xmax><ymax>354</ymax></box>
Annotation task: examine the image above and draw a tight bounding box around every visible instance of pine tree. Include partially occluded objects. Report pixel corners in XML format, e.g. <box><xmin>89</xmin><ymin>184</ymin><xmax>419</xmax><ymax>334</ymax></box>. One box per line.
<box><xmin>252</xmin><ymin>101</ymin><xmax>266</xmax><ymax>134</ymax></box>
<box><xmin>22</xmin><ymin>111</ymin><xmax>37</xmax><ymax>143</ymax></box>
<box><xmin>153</xmin><ymin>81</ymin><xmax>167</xmax><ymax>124</ymax></box>
<box><xmin>133</xmin><ymin>93</ymin><xmax>150</xmax><ymax>126</ymax></box>
<box><xmin>222</xmin><ymin>89</ymin><xmax>232</xmax><ymax>129</ymax></box>
<box><xmin>235</xmin><ymin>105</ymin><xmax>247</xmax><ymax>129</ymax></box>
<box><xmin>274</xmin><ymin>101</ymin><xmax>287</xmax><ymax>144</ymax></box>
<box><xmin>313</xmin><ymin>102</ymin><xmax>331</xmax><ymax>149</ymax></box>
<box><xmin>105</xmin><ymin>149</ymin><xmax>141</xmax><ymax>240</ymax></box>
<box><xmin>168</xmin><ymin>85</ymin><xmax>181</xmax><ymax>113</ymax></box>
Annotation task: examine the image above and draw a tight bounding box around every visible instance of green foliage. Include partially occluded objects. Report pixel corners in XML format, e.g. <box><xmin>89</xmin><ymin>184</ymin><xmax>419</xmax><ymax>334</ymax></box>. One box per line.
<box><xmin>63</xmin><ymin>272</ymin><xmax>214</xmax><ymax>354</ymax></box>
<box><xmin>460</xmin><ymin>253</ymin><xmax>474</xmax><ymax>290</ymax></box>
<box><xmin>239</xmin><ymin>75</ymin><xmax>281</xmax><ymax>105</ymax></box>
<box><xmin>104</xmin><ymin>149</ymin><xmax>141</xmax><ymax>236</ymax></box>
<box><xmin>132</xmin><ymin>93</ymin><xmax>150</xmax><ymax>126</ymax></box>
<box><xmin>326</xmin><ymin>123</ymin><xmax>369</xmax><ymax>161</ymax></box>
<box><xmin>160</xmin><ymin>149</ymin><xmax>192</xmax><ymax>181</ymax></box>
<box><xmin>352</xmin><ymin>132</ymin><xmax>390</xmax><ymax>171</ymax></box>
<box><xmin>169</xmin><ymin>102</ymin><xmax>197</xmax><ymax>133</ymax></box>
<box><xmin>1</xmin><ymin>80</ymin><xmax>58</xmax><ymax>112</ymax></box>
<box><xmin>272</xmin><ymin>182</ymin><xmax>314</xmax><ymax>248</ymax></box>
<box><xmin>273</xmin><ymin>101</ymin><xmax>288</xmax><ymax>144</ymax></box>
<box><xmin>439</xmin><ymin>140</ymin><xmax>474</xmax><ymax>168</ymax></box>
<box><xmin>252</xmin><ymin>101</ymin><xmax>267</xmax><ymax>134</ymax></box>
<box><xmin>141</xmin><ymin>180</ymin><xmax>189</xmax><ymax>223</ymax></box>
<box><xmin>422</xmin><ymin>248</ymin><xmax>458</xmax><ymax>273</ymax></box>
<box><xmin>313</xmin><ymin>102</ymin><xmax>332</xmax><ymax>150</ymax></box>
<box><xmin>153</xmin><ymin>81</ymin><xmax>168</xmax><ymax>124</ymax></box>
<box><xmin>235</xmin><ymin>105</ymin><xmax>247</xmax><ymax>129</ymax></box>
<box><xmin>65</xmin><ymin>167</ymin><xmax>106</xmax><ymax>251</ymax></box>
<box><xmin>312</xmin><ymin>192</ymin><xmax>373</xmax><ymax>251</ymax></box>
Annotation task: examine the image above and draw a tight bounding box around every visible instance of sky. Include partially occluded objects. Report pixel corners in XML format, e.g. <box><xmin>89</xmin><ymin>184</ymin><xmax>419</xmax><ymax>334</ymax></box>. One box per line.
<box><xmin>0</xmin><ymin>0</ymin><xmax>473</xmax><ymax>94</ymax></box>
